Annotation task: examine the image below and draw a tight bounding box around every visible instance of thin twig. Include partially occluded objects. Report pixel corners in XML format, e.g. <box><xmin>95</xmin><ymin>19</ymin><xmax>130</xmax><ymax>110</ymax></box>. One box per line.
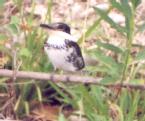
<box><xmin>0</xmin><ymin>69</ymin><xmax>145</xmax><ymax>90</ymax></box>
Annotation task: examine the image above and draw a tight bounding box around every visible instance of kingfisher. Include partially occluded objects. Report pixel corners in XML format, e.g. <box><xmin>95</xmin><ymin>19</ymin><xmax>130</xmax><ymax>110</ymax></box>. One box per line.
<box><xmin>40</xmin><ymin>22</ymin><xmax>85</xmax><ymax>72</ymax></box>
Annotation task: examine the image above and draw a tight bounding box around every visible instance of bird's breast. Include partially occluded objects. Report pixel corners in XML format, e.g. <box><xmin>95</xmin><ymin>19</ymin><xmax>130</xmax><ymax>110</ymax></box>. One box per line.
<box><xmin>44</xmin><ymin>34</ymin><xmax>84</xmax><ymax>71</ymax></box>
<box><xmin>44</xmin><ymin>45</ymin><xmax>78</xmax><ymax>71</ymax></box>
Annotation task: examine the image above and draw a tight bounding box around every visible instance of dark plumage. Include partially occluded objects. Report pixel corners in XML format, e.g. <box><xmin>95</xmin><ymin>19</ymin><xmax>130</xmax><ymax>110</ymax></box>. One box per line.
<box><xmin>40</xmin><ymin>22</ymin><xmax>70</xmax><ymax>34</ymax></box>
<box><xmin>65</xmin><ymin>39</ymin><xmax>85</xmax><ymax>70</ymax></box>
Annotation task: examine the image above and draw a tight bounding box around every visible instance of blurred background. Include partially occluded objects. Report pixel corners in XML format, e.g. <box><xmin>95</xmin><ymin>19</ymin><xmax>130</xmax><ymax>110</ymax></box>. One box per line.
<box><xmin>0</xmin><ymin>0</ymin><xmax>145</xmax><ymax>121</ymax></box>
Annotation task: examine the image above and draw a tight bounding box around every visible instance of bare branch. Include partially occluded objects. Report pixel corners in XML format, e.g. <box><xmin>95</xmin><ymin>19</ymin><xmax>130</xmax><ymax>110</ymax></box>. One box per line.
<box><xmin>0</xmin><ymin>69</ymin><xmax>145</xmax><ymax>90</ymax></box>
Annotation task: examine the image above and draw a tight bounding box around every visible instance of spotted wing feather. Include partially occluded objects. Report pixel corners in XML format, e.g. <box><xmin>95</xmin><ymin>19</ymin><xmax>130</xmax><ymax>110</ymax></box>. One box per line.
<box><xmin>65</xmin><ymin>39</ymin><xmax>85</xmax><ymax>70</ymax></box>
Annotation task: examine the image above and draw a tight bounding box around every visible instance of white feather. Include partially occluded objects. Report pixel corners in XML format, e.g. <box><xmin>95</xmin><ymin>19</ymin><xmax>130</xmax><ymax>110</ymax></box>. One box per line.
<box><xmin>44</xmin><ymin>31</ymin><xmax>78</xmax><ymax>71</ymax></box>
<box><xmin>45</xmin><ymin>47</ymin><xmax>77</xmax><ymax>71</ymax></box>
<box><xmin>47</xmin><ymin>31</ymin><xmax>77</xmax><ymax>46</ymax></box>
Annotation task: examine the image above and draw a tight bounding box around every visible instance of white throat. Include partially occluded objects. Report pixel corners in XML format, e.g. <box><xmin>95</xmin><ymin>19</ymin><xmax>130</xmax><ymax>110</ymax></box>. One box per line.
<box><xmin>47</xmin><ymin>30</ymin><xmax>77</xmax><ymax>46</ymax></box>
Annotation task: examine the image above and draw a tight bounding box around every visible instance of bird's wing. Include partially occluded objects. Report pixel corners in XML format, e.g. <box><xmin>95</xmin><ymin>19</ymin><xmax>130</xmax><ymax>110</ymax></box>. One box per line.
<box><xmin>65</xmin><ymin>39</ymin><xmax>85</xmax><ymax>70</ymax></box>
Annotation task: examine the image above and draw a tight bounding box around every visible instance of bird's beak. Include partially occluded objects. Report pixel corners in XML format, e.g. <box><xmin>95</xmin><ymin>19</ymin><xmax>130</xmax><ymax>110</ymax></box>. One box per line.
<box><xmin>40</xmin><ymin>24</ymin><xmax>56</xmax><ymax>30</ymax></box>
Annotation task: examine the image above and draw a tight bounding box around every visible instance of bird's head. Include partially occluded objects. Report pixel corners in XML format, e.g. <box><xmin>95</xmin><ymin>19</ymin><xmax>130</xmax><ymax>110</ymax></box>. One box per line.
<box><xmin>40</xmin><ymin>22</ymin><xmax>71</xmax><ymax>34</ymax></box>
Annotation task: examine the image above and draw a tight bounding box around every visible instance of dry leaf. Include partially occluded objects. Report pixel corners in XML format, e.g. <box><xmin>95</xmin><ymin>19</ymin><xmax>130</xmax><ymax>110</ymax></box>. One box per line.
<box><xmin>24</xmin><ymin>102</ymin><xmax>59</xmax><ymax>121</ymax></box>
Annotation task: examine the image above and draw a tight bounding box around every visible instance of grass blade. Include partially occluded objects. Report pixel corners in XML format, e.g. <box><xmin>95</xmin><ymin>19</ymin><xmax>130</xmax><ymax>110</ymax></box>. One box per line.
<box><xmin>93</xmin><ymin>7</ymin><xmax>126</xmax><ymax>35</ymax></box>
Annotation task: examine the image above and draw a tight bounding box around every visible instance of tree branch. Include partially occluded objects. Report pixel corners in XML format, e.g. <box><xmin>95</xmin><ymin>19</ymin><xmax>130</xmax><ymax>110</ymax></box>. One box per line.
<box><xmin>0</xmin><ymin>69</ymin><xmax>145</xmax><ymax>90</ymax></box>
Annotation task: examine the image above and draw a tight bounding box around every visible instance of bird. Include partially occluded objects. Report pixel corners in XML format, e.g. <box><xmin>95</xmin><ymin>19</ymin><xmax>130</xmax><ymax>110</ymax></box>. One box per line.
<box><xmin>40</xmin><ymin>22</ymin><xmax>85</xmax><ymax>72</ymax></box>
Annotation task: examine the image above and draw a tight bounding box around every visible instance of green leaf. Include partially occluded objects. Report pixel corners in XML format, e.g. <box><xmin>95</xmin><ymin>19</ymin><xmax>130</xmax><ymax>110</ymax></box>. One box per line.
<box><xmin>21</xmin><ymin>84</ymin><xmax>34</xmax><ymax>100</ymax></box>
<box><xmin>120</xmin><ymin>90</ymin><xmax>131</xmax><ymax>115</ymax></box>
<box><xmin>48</xmin><ymin>81</ymin><xmax>75</xmax><ymax>107</ymax></box>
<box><xmin>78</xmin><ymin>85</ymin><xmax>100</xmax><ymax>120</ymax></box>
<box><xmin>78</xmin><ymin>18</ymin><xmax>102</xmax><ymax>44</ymax></box>
<box><xmin>94</xmin><ymin>52</ymin><xmax>123</xmax><ymax>78</ymax></box>
<box><xmin>19</xmin><ymin>48</ymin><xmax>31</xmax><ymax>58</ymax></box>
<box><xmin>95</xmin><ymin>52</ymin><xmax>117</xmax><ymax>68</ymax></box>
<box><xmin>0</xmin><ymin>0</ymin><xmax>5</xmax><ymax>8</ymax></box>
<box><xmin>110</xmin><ymin>0</ymin><xmax>132</xmax><ymax>20</ymax></box>
<box><xmin>110</xmin><ymin>0</ymin><xmax>134</xmax><ymax>41</ymax></box>
<box><xmin>35</xmin><ymin>84</ymin><xmax>42</xmax><ymax>102</ymax></box>
<box><xmin>58</xmin><ymin>113</ymin><xmax>67</xmax><ymax>121</ymax></box>
<box><xmin>78</xmin><ymin>8</ymin><xmax>112</xmax><ymax>44</ymax></box>
<box><xmin>110</xmin><ymin>0</ymin><xmax>125</xmax><ymax>14</ymax></box>
<box><xmin>24</xmin><ymin>101</ymin><xmax>30</xmax><ymax>115</ymax></box>
<box><xmin>110</xmin><ymin>0</ymin><xmax>134</xmax><ymax>40</ymax></box>
<box><xmin>129</xmin><ymin>79</ymin><xmax>144</xmax><ymax>84</ymax></box>
<box><xmin>126</xmin><ymin>91</ymin><xmax>140</xmax><ymax>121</ymax></box>
<box><xmin>6</xmin><ymin>16</ymin><xmax>20</xmax><ymax>34</ymax></box>
<box><xmin>120</xmin><ymin>0</ymin><xmax>132</xmax><ymax>18</ymax></box>
<box><xmin>93</xmin><ymin>7</ymin><xmax>126</xmax><ymax>34</ymax></box>
<box><xmin>135</xmin><ymin>49</ymin><xmax>145</xmax><ymax>61</ymax></box>
<box><xmin>90</xmin><ymin>85</ymin><xmax>108</xmax><ymax>114</ymax></box>
<box><xmin>8</xmin><ymin>24</ymin><xmax>19</xmax><ymax>34</ymax></box>
<box><xmin>0</xmin><ymin>34</ymin><xmax>8</xmax><ymax>41</ymax></box>
<box><xmin>101</xmin><ymin>76</ymin><xmax>116</xmax><ymax>84</ymax></box>
<box><xmin>96</xmin><ymin>41</ymin><xmax>123</xmax><ymax>54</ymax></box>
<box><xmin>86</xmin><ymin>66</ymin><xmax>111</xmax><ymax>74</ymax></box>
<box><xmin>10</xmin><ymin>16</ymin><xmax>20</xmax><ymax>24</ymax></box>
<box><xmin>131</xmin><ymin>0</ymin><xmax>141</xmax><ymax>10</ymax></box>
<box><xmin>47</xmin><ymin>0</ymin><xmax>52</xmax><ymax>23</ymax></box>
<box><xmin>137</xmin><ymin>22</ymin><xmax>145</xmax><ymax>32</ymax></box>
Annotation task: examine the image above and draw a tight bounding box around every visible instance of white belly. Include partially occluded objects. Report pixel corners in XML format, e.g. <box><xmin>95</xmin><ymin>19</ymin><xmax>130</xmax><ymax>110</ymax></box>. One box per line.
<box><xmin>45</xmin><ymin>47</ymin><xmax>77</xmax><ymax>71</ymax></box>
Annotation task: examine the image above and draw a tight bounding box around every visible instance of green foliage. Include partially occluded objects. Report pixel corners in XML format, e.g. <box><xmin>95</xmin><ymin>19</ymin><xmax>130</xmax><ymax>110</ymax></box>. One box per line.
<box><xmin>93</xmin><ymin>6</ymin><xmax>126</xmax><ymax>35</ymax></box>
<box><xmin>19</xmin><ymin>48</ymin><xmax>31</xmax><ymax>58</ymax></box>
<box><xmin>0</xmin><ymin>34</ymin><xmax>8</xmax><ymax>41</ymax></box>
<box><xmin>96</xmin><ymin>41</ymin><xmax>123</xmax><ymax>54</ymax></box>
<box><xmin>78</xmin><ymin>8</ymin><xmax>112</xmax><ymax>44</ymax></box>
<box><xmin>78</xmin><ymin>18</ymin><xmax>102</xmax><ymax>44</ymax></box>
<box><xmin>7</xmin><ymin>16</ymin><xmax>20</xmax><ymax>34</ymax></box>
<box><xmin>131</xmin><ymin>0</ymin><xmax>142</xmax><ymax>10</ymax></box>
<box><xmin>0</xmin><ymin>0</ymin><xmax>5</xmax><ymax>8</ymax></box>
<box><xmin>80</xmin><ymin>0</ymin><xmax>143</xmax><ymax>120</ymax></box>
<box><xmin>58</xmin><ymin>113</ymin><xmax>67</xmax><ymax>121</ymax></box>
<box><xmin>135</xmin><ymin>49</ymin><xmax>145</xmax><ymax>61</ymax></box>
<box><xmin>94</xmin><ymin>52</ymin><xmax>122</xmax><ymax>79</ymax></box>
<box><xmin>137</xmin><ymin>22</ymin><xmax>145</xmax><ymax>32</ymax></box>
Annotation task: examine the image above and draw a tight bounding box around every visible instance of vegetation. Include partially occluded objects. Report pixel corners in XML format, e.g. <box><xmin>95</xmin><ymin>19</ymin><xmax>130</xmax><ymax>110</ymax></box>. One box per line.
<box><xmin>0</xmin><ymin>0</ymin><xmax>145</xmax><ymax>121</ymax></box>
